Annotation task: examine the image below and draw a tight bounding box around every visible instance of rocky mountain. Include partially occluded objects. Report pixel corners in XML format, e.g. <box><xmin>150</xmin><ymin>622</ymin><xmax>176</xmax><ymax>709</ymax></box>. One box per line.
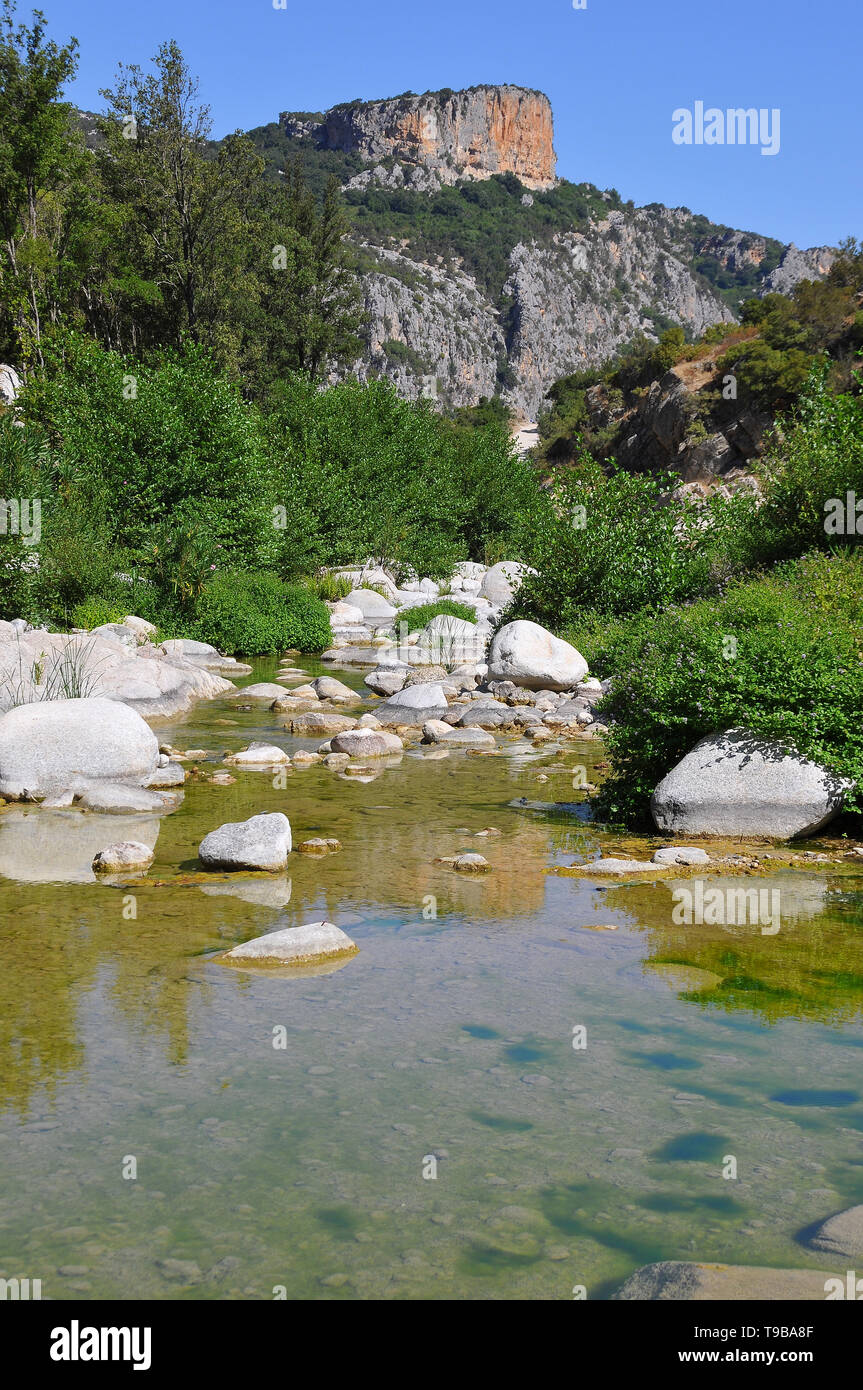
<box><xmin>286</xmin><ymin>85</ymin><xmax>556</xmax><ymax>192</ymax></box>
<box><xmin>251</xmin><ymin>85</ymin><xmax>835</xmax><ymax>420</ymax></box>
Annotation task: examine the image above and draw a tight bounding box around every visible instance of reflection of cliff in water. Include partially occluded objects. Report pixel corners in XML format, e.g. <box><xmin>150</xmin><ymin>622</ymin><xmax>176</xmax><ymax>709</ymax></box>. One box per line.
<box><xmin>607</xmin><ymin>873</ymin><xmax>863</xmax><ymax>1025</ymax></box>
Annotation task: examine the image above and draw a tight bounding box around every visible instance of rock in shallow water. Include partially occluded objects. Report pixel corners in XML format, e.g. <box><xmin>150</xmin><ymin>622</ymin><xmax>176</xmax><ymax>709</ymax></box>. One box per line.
<box><xmin>422</xmin><ymin>720</ymin><xmax>496</xmax><ymax>748</ymax></box>
<box><xmin>283</xmin><ymin>712</ymin><xmax>358</xmax><ymax>736</ymax></box>
<box><xmin>225</xmin><ymin>743</ymin><xmax>290</xmax><ymax>767</ymax></box>
<box><xmin>92</xmin><ymin>841</ymin><xmax>155</xmax><ymax>874</ymax></box>
<box><xmin>78</xmin><ymin>783</ymin><xmax>180</xmax><ymax>815</ymax></box>
<box><xmin>329</xmin><ymin>728</ymin><xmax>403</xmax><ymax>758</ymax></box>
<box><xmin>651</xmin><ymin>728</ymin><xmax>848</xmax><ymax>839</ymax></box>
<box><xmin>806</xmin><ymin>1204</ymin><xmax>863</xmax><ymax>1260</ymax></box>
<box><xmin>652</xmin><ymin>846</ymin><xmax>710</xmax><ymax>865</ymax></box>
<box><xmin>199</xmin><ymin>812</ymin><xmax>292</xmax><ymax>871</ymax></box>
<box><xmin>221</xmin><ymin>920</ymin><xmax>358</xmax><ymax>967</ymax></box>
<box><xmin>0</xmin><ymin>697</ymin><xmax>158</xmax><ymax>797</ymax></box>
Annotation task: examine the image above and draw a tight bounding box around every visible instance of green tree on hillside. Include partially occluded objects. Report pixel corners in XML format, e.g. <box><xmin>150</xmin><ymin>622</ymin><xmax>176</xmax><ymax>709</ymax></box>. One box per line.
<box><xmin>255</xmin><ymin>160</ymin><xmax>365</xmax><ymax>389</ymax></box>
<box><xmin>98</xmin><ymin>40</ymin><xmax>264</xmax><ymax>366</ymax></box>
<box><xmin>0</xmin><ymin>1</ymin><xmax>81</xmax><ymax>366</ymax></box>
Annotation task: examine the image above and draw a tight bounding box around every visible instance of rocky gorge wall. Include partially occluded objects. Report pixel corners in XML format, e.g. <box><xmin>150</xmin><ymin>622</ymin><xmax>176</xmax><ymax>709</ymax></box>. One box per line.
<box><xmin>289</xmin><ymin>85</ymin><xmax>556</xmax><ymax>191</ymax></box>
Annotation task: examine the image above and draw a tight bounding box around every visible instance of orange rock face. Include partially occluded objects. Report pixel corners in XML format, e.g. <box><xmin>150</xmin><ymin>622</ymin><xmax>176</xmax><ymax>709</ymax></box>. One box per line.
<box><xmin>319</xmin><ymin>86</ymin><xmax>557</xmax><ymax>190</ymax></box>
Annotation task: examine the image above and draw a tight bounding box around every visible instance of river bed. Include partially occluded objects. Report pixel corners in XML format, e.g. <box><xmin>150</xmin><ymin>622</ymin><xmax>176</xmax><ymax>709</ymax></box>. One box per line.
<box><xmin>1</xmin><ymin>658</ymin><xmax>862</xmax><ymax>1300</ymax></box>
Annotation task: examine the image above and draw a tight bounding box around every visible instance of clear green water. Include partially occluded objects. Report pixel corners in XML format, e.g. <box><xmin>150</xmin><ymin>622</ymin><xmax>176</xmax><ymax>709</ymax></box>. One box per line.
<box><xmin>2</xmin><ymin>658</ymin><xmax>863</xmax><ymax>1300</ymax></box>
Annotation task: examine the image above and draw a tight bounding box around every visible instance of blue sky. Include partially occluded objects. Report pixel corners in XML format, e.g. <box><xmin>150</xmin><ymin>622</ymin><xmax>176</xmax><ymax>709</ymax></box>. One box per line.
<box><xmin>46</xmin><ymin>0</ymin><xmax>861</xmax><ymax>249</ymax></box>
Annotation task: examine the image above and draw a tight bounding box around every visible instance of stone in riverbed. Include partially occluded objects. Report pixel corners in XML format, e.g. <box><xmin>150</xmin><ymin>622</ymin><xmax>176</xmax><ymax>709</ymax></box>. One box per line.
<box><xmin>330</xmin><ymin>728</ymin><xmax>403</xmax><ymax>758</ymax></box>
<box><xmin>199</xmin><ymin>812</ymin><xmax>292</xmax><ymax>871</ymax></box>
<box><xmin>0</xmin><ymin>696</ymin><xmax>158</xmax><ymax>797</ymax></box>
<box><xmin>422</xmin><ymin>721</ymin><xmax>495</xmax><ymax>748</ymax></box>
<box><xmin>226</xmin><ymin>682</ymin><xmax>289</xmax><ymax>702</ymax></box>
<box><xmin>78</xmin><ymin>783</ymin><xmax>180</xmax><ymax>815</ymax></box>
<box><xmin>652</xmin><ymin>846</ymin><xmax>710</xmax><ymax>866</ymax></box>
<box><xmin>806</xmin><ymin>1204</ymin><xmax>863</xmax><ymax>1260</ymax></box>
<box><xmin>323</xmin><ymin>752</ymin><xmax>351</xmax><ymax>769</ymax></box>
<box><xmin>225</xmin><ymin>743</ymin><xmax>290</xmax><ymax>767</ymax></box>
<box><xmin>146</xmin><ymin>763</ymin><xmax>186</xmax><ymax>788</ymax></box>
<box><xmin>374</xmin><ymin>683</ymin><xmax>448</xmax><ymax>726</ymax></box>
<box><xmin>458</xmin><ymin>707</ymin><xmax>509</xmax><ymax>730</ymax></box>
<box><xmin>311</xmin><ymin>676</ymin><xmax>356</xmax><ymax>700</ymax></box>
<box><xmin>92</xmin><ymin>841</ymin><xmax>155</xmax><ymax>874</ymax></box>
<box><xmin>222</xmin><ymin>919</ymin><xmax>357</xmax><ymax>968</ymax></box>
<box><xmin>364</xmin><ymin>667</ymin><xmax>409</xmax><ymax>696</ymax></box>
<box><xmin>282</xmin><ymin>712</ymin><xmax>358</xmax><ymax>736</ymax></box>
<box><xmin>297</xmin><ymin>838</ymin><xmax>341</xmax><ymax>855</ymax></box>
<box><xmin>479</xmin><ymin>560</ymin><xmax>532</xmax><ymax>606</ymax></box>
<box><xmin>651</xmin><ymin>729</ymin><xmax>848</xmax><ymax>839</ymax></box>
<box><xmin>488</xmin><ymin>620</ymin><xmax>587</xmax><ymax>691</ymax></box>
<box><xmin>569</xmin><ymin>857</ymin><xmax>663</xmax><ymax>875</ymax></box>
<box><xmin>436</xmin><ymin>853</ymin><xmax>491</xmax><ymax>873</ymax></box>
<box><xmin>612</xmin><ymin>1260</ymin><xmax>835</xmax><ymax>1301</ymax></box>
<box><xmin>347</xmin><ymin>589</ymin><xmax>397</xmax><ymax>620</ymax></box>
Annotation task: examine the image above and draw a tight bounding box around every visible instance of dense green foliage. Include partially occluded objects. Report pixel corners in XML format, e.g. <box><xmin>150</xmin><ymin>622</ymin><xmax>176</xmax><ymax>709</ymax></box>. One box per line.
<box><xmin>265</xmin><ymin>374</ymin><xmax>538</xmax><ymax>580</ymax></box>
<box><xmin>2</xmin><ymin>340</ymin><xmax>537</xmax><ymax>641</ymax></box>
<box><xmin>518</xmin><ymin>373</ymin><xmax>863</xmax><ymax>824</ymax></box>
<box><xmin>574</xmin><ymin>553</ymin><xmax>863</xmax><ymax>825</ymax></box>
<box><xmin>191</xmin><ymin>571</ymin><xmax>331</xmax><ymax>655</ymax></box>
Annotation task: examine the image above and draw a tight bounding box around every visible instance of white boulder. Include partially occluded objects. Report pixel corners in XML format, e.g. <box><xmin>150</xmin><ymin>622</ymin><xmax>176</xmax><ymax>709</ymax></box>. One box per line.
<box><xmin>199</xmin><ymin>812</ymin><xmax>292</xmax><ymax>871</ymax></box>
<box><xmin>487</xmin><ymin>620</ymin><xmax>588</xmax><ymax>691</ymax></box>
<box><xmin>651</xmin><ymin>730</ymin><xmax>849</xmax><ymax>839</ymax></box>
<box><xmin>221</xmin><ymin>920</ymin><xmax>358</xmax><ymax>968</ymax></box>
<box><xmin>0</xmin><ymin>697</ymin><xmax>158</xmax><ymax>798</ymax></box>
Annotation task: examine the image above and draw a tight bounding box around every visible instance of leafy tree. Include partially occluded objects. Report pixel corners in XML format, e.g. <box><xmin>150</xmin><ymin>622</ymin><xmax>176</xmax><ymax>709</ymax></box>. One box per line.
<box><xmin>98</xmin><ymin>40</ymin><xmax>264</xmax><ymax>365</ymax></box>
<box><xmin>0</xmin><ymin>1</ymin><xmax>80</xmax><ymax>365</ymax></box>
<box><xmin>255</xmin><ymin>160</ymin><xmax>365</xmax><ymax>389</ymax></box>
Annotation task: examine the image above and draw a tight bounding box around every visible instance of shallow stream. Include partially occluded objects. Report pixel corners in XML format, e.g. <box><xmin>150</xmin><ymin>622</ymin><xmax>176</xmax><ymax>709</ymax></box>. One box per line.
<box><xmin>1</xmin><ymin>658</ymin><xmax>862</xmax><ymax>1299</ymax></box>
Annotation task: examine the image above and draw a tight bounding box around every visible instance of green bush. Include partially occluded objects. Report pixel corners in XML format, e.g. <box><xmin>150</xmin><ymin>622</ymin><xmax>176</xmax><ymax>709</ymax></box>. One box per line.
<box><xmin>751</xmin><ymin>369</ymin><xmax>863</xmax><ymax>562</ymax></box>
<box><xmin>191</xmin><ymin>570</ymin><xmax>331</xmax><ymax>655</ymax></box>
<box><xmin>515</xmin><ymin>459</ymin><xmax>706</xmax><ymax>627</ymax></box>
<box><xmin>304</xmin><ymin>573</ymin><xmax>353</xmax><ymax>602</ymax></box>
<box><xmin>266</xmin><ymin>375</ymin><xmax>539</xmax><ymax>580</ymax></box>
<box><xmin>70</xmin><ymin>597</ymin><xmax>128</xmax><ymax>629</ymax></box>
<box><xmin>25</xmin><ymin>336</ymin><xmax>278</xmax><ymax>570</ymax></box>
<box><xmin>402</xmin><ymin>598</ymin><xmax>476</xmax><ymax>629</ymax></box>
<box><xmin>583</xmin><ymin>552</ymin><xmax>863</xmax><ymax>825</ymax></box>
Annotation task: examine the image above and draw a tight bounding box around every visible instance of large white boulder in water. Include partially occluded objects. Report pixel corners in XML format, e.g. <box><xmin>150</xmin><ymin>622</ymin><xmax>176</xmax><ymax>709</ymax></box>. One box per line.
<box><xmin>487</xmin><ymin>620</ymin><xmax>588</xmax><ymax>691</ymax></box>
<box><xmin>221</xmin><ymin>920</ymin><xmax>358</xmax><ymax>969</ymax></box>
<box><xmin>0</xmin><ymin>697</ymin><xmax>158</xmax><ymax>798</ymax></box>
<box><xmin>0</xmin><ymin>629</ymin><xmax>236</xmax><ymax>718</ymax></box>
<box><xmin>651</xmin><ymin>729</ymin><xmax>848</xmax><ymax>839</ymax></box>
<box><xmin>199</xmin><ymin>812</ymin><xmax>292</xmax><ymax>871</ymax></box>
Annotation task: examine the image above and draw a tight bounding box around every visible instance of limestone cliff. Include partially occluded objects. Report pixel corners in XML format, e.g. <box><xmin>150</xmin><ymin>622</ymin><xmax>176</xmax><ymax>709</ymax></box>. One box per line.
<box><xmin>285</xmin><ymin>85</ymin><xmax>556</xmax><ymax>191</ymax></box>
<box><xmin>256</xmin><ymin>86</ymin><xmax>836</xmax><ymax>417</ymax></box>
